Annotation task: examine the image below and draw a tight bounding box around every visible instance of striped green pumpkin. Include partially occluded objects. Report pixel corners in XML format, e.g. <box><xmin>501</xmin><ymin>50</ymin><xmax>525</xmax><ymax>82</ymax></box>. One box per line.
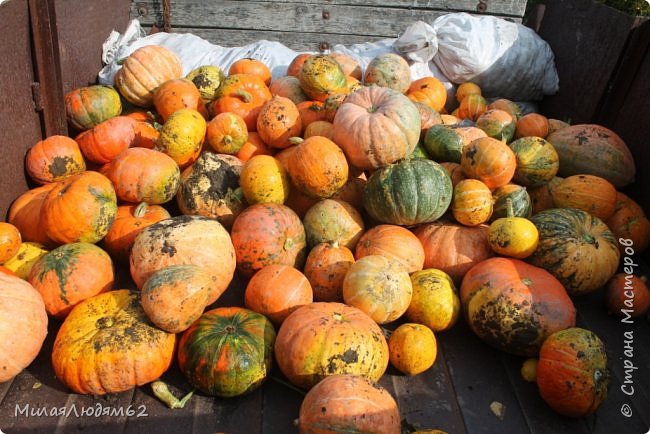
<box><xmin>363</xmin><ymin>159</ymin><xmax>452</xmax><ymax>226</ymax></box>
<box><xmin>177</xmin><ymin>307</ymin><xmax>276</xmax><ymax>397</ymax></box>
<box><xmin>509</xmin><ymin>136</ymin><xmax>559</xmax><ymax>188</ymax></box>
<box><xmin>491</xmin><ymin>184</ymin><xmax>532</xmax><ymax>221</ymax></box>
<box><xmin>528</xmin><ymin>208</ymin><xmax>620</xmax><ymax>296</ymax></box>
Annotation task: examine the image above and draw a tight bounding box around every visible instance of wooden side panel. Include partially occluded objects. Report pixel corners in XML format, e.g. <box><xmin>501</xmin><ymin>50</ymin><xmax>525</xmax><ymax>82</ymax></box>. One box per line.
<box><xmin>130</xmin><ymin>0</ymin><xmax>525</xmax><ymax>52</ymax></box>
<box><xmin>0</xmin><ymin>0</ymin><xmax>43</xmax><ymax>219</ymax></box>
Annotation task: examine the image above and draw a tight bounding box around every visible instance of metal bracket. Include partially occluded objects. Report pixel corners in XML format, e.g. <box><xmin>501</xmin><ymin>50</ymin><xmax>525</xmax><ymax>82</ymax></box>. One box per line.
<box><xmin>477</xmin><ymin>0</ymin><xmax>488</xmax><ymax>12</ymax></box>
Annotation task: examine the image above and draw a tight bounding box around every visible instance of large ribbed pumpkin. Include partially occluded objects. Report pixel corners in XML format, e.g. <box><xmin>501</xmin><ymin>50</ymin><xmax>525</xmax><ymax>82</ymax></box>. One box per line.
<box><xmin>100</xmin><ymin>147</ymin><xmax>181</xmax><ymax>205</ymax></box>
<box><xmin>41</xmin><ymin>171</ymin><xmax>117</xmax><ymax>245</ymax></box>
<box><xmin>28</xmin><ymin>242</ymin><xmax>114</xmax><ymax>318</ymax></box>
<box><xmin>130</xmin><ymin>216</ymin><xmax>236</xmax><ymax>305</ymax></box>
<box><xmin>363</xmin><ymin>159</ymin><xmax>452</xmax><ymax>226</ymax></box>
<box><xmin>274</xmin><ymin>302</ymin><xmax>389</xmax><ymax>389</ymax></box>
<box><xmin>460</xmin><ymin>257</ymin><xmax>576</xmax><ymax>356</ymax></box>
<box><xmin>528</xmin><ymin>208</ymin><xmax>620</xmax><ymax>295</ymax></box>
<box><xmin>51</xmin><ymin>290</ymin><xmax>176</xmax><ymax>394</ymax></box>
<box><xmin>537</xmin><ymin>328</ymin><xmax>609</xmax><ymax>418</ymax></box>
<box><xmin>297</xmin><ymin>374</ymin><xmax>401</xmax><ymax>434</ymax></box>
<box><xmin>64</xmin><ymin>85</ymin><xmax>122</xmax><ymax>131</ymax></box>
<box><xmin>230</xmin><ymin>203</ymin><xmax>307</xmax><ymax>276</ymax></box>
<box><xmin>178</xmin><ymin>307</ymin><xmax>276</xmax><ymax>397</ymax></box>
<box><xmin>0</xmin><ymin>274</ymin><xmax>48</xmax><ymax>382</ymax></box>
<box><xmin>332</xmin><ymin>86</ymin><xmax>420</xmax><ymax>170</ymax></box>
<box><xmin>547</xmin><ymin>124</ymin><xmax>635</xmax><ymax>188</ymax></box>
<box><xmin>114</xmin><ymin>45</ymin><xmax>183</xmax><ymax>107</ymax></box>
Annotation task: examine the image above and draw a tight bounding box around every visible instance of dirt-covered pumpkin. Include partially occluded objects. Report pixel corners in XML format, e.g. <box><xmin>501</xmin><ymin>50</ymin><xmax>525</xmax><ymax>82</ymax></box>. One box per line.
<box><xmin>298</xmin><ymin>54</ymin><xmax>348</xmax><ymax>102</ymax></box>
<box><xmin>303</xmin><ymin>199</ymin><xmax>365</xmax><ymax>250</ymax></box>
<box><xmin>287</xmin><ymin>136</ymin><xmax>348</xmax><ymax>199</ymax></box>
<box><xmin>102</xmin><ymin>202</ymin><xmax>171</xmax><ymax>261</ymax></box>
<box><xmin>547</xmin><ymin>124</ymin><xmax>635</xmax><ymax>188</ymax></box>
<box><xmin>355</xmin><ymin>224</ymin><xmax>424</xmax><ymax>273</ymax></box>
<box><xmin>343</xmin><ymin>255</ymin><xmax>413</xmax><ymax>324</ymax></box>
<box><xmin>363</xmin><ymin>159</ymin><xmax>452</xmax><ymax>226</ymax></box>
<box><xmin>64</xmin><ymin>84</ymin><xmax>122</xmax><ymax>131</ymax></box>
<box><xmin>8</xmin><ymin>183</ymin><xmax>56</xmax><ymax>247</ymax></box>
<box><xmin>185</xmin><ymin>64</ymin><xmax>225</xmax><ymax>104</ymax></box>
<box><xmin>528</xmin><ymin>208</ymin><xmax>620</xmax><ymax>295</ymax></box>
<box><xmin>41</xmin><ymin>171</ymin><xmax>117</xmax><ymax>245</ymax></box>
<box><xmin>460</xmin><ymin>137</ymin><xmax>516</xmax><ymax>190</ymax></box>
<box><xmin>332</xmin><ymin>85</ymin><xmax>420</xmax><ymax>170</ymax></box>
<box><xmin>0</xmin><ymin>274</ymin><xmax>48</xmax><ymax>382</ymax></box>
<box><xmin>256</xmin><ymin>96</ymin><xmax>302</xmax><ymax>149</ymax></box>
<box><xmin>75</xmin><ymin>115</ymin><xmax>137</xmax><ymax>164</ymax></box>
<box><xmin>551</xmin><ymin>174</ymin><xmax>617</xmax><ymax>221</ymax></box>
<box><xmin>25</xmin><ymin>135</ymin><xmax>86</xmax><ymax>185</ymax></box>
<box><xmin>363</xmin><ymin>53</ymin><xmax>411</xmax><ymax>93</ymax></box>
<box><xmin>212</xmin><ymin>73</ymin><xmax>272</xmax><ymax>131</ymax></box>
<box><xmin>303</xmin><ymin>242</ymin><xmax>355</xmax><ymax>302</ymax></box>
<box><xmin>274</xmin><ymin>302</ymin><xmax>389</xmax><ymax>389</ymax></box>
<box><xmin>244</xmin><ymin>264</ymin><xmax>313</xmax><ymax>326</ymax></box>
<box><xmin>114</xmin><ymin>45</ymin><xmax>183</xmax><ymax>107</ymax></box>
<box><xmin>536</xmin><ymin>328</ymin><xmax>609</xmax><ymax>417</ymax></box>
<box><xmin>407</xmin><ymin>268</ymin><xmax>461</xmax><ymax>332</ymax></box>
<box><xmin>130</xmin><ymin>215</ymin><xmax>235</xmax><ymax>305</ymax></box>
<box><xmin>157</xmin><ymin>108</ymin><xmax>206</xmax><ymax>168</ymax></box>
<box><xmin>296</xmin><ymin>374</ymin><xmax>401</xmax><ymax>434</ymax></box>
<box><xmin>140</xmin><ymin>264</ymin><xmax>213</xmax><ymax>333</ymax></box>
<box><xmin>51</xmin><ymin>289</ymin><xmax>176</xmax><ymax>394</ymax></box>
<box><xmin>28</xmin><ymin>242</ymin><xmax>114</xmax><ymax>318</ymax></box>
<box><xmin>100</xmin><ymin>147</ymin><xmax>181</xmax><ymax>205</ymax></box>
<box><xmin>176</xmin><ymin>152</ymin><xmax>244</xmax><ymax>229</ymax></box>
<box><xmin>460</xmin><ymin>257</ymin><xmax>576</xmax><ymax>356</ymax></box>
<box><xmin>177</xmin><ymin>306</ymin><xmax>276</xmax><ymax>397</ymax></box>
<box><xmin>230</xmin><ymin>203</ymin><xmax>307</xmax><ymax>276</ymax></box>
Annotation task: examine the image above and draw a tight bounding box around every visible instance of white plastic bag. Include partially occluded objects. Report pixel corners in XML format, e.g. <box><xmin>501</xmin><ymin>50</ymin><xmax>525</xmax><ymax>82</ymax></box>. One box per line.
<box><xmin>395</xmin><ymin>14</ymin><xmax>559</xmax><ymax>101</ymax></box>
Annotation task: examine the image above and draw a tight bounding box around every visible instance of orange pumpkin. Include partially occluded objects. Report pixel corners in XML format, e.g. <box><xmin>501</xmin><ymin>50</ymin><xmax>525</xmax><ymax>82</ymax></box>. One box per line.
<box><xmin>41</xmin><ymin>171</ymin><xmax>117</xmax><ymax>245</ymax></box>
<box><xmin>460</xmin><ymin>137</ymin><xmax>516</xmax><ymax>190</ymax></box>
<box><xmin>296</xmin><ymin>374</ymin><xmax>400</xmax><ymax>434</ymax></box>
<box><xmin>152</xmin><ymin>78</ymin><xmax>208</xmax><ymax>122</ymax></box>
<box><xmin>528</xmin><ymin>176</ymin><xmax>563</xmax><ymax>215</ymax></box>
<box><xmin>287</xmin><ymin>136</ymin><xmax>349</xmax><ymax>199</ymax></box>
<box><xmin>8</xmin><ymin>183</ymin><xmax>56</xmax><ymax>247</ymax></box>
<box><xmin>488</xmin><ymin>98</ymin><xmax>522</xmax><ymax>119</ymax></box>
<box><xmin>28</xmin><ymin>242</ymin><xmax>114</xmax><ymax>318</ymax></box>
<box><xmin>244</xmin><ymin>264</ymin><xmax>313</xmax><ymax>326</ymax></box>
<box><xmin>604</xmin><ymin>273</ymin><xmax>650</xmax><ymax>319</ymax></box>
<box><xmin>296</xmin><ymin>100</ymin><xmax>328</xmax><ymax>128</ymax></box>
<box><xmin>274</xmin><ymin>302</ymin><xmax>389</xmax><ymax>389</ymax></box>
<box><xmin>551</xmin><ymin>174</ymin><xmax>617</xmax><ymax>221</ymax></box>
<box><xmin>114</xmin><ymin>45</ymin><xmax>183</xmax><ymax>107</ymax></box>
<box><xmin>286</xmin><ymin>53</ymin><xmax>312</xmax><ymax>77</ymax></box>
<box><xmin>256</xmin><ymin>96</ymin><xmax>302</xmax><ymax>149</ymax></box>
<box><xmin>455</xmin><ymin>82</ymin><xmax>482</xmax><ymax>104</ymax></box>
<box><xmin>75</xmin><ymin>116</ymin><xmax>137</xmax><ymax>164</ymax></box>
<box><xmin>515</xmin><ymin>112</ymin><xmax>550</xmax><ymax>139</ymax></box>
<box><xmin>303</xmin><ymin>199</ymin><xmax>365</xmax><ymax>250</ymax></box>
<box><xmin>354</xmin><ymin>224</ymin><xmax>424</xmax><ymax>273</ymax></box>
<box><xmin>228</xmin><ymin>58</ymin><xmax>272</xmax><ymax>85</ymax></box>
<box><xmin>102</xmin><ymin>202</ymin><xmax>171</xmax><ymax>261</ymax></box>
<box><xmin>235</xmin><ymin>131</ymin><xmax>274</xmax><ymax>162</ymax></box>
<box><xmin>606</xmin><ymin>192</ymin><xmax>650</xmax><ymax>254</ymax></box>
<box><xmin>440</xmin><ymin>162</ymin><xmax>467</xmax><ymax>187</ymax></box>
<box><xmin>25</xmin><ymin>135</ymin><xmax>86</xmax><ymax>184</ymax></box>
<box><xmin>388</xmin><ymin>323</ymin><xmax>438</xmax><ymax>375</ymax></box>
<box><xmin>0</xmin><ymin>223</ymin><xmax>22</xmax><ymax>264</ymax></box>
<box><xmin>268</xmin><ymin>75</ymin><xmax>309</xmax><ymax>104</ymax></box>
<box><xmin>212</xmin><ymin>73</ymin><xmax>272</xmax><ymax>131</ymax></box>
<box><xmin>230</xmin><ymin>203</ymin><xmax>307</xmax><ymax>277</ymax></box>
<box><xmin>451</xmin><ymin>179</ymin><xmax>493</xmax><ymax>226</ymax></box>
<box><xmin>303</xmin><ymin>120</ymin><xmax>334</xmax><ymax>139</ymax></box>
<box><xmin>329</xmin><ymin>52</ymin><xmax>362</xmax><ymax>80</ymax></box>
<box><xmin>303</xmin><ymin>242</ymin><xmax>355</xmax><ymax>302</ymax></box>
<box><xmin>407</xmin><ymin>76</ymin><xmax>447</xmax><ymax>112</ymax></box>
<box><xmin>206</xmin><ymin>112</ymin><xmax>249</xmax><ymax>154</ymax></box>
<box><xmin>0</xmin><ymin>274</ymin><xmax>48</xmax><ymax>382</ymax></box>
<box><xmin>125</xmin><ymin>110</ymin><xmax>160</xmax><ymax>149</ymax></box>
<box><xmin>457</xmin><ymin>94</ymin><xmax>487</xmax><ymax>121</ymax></box>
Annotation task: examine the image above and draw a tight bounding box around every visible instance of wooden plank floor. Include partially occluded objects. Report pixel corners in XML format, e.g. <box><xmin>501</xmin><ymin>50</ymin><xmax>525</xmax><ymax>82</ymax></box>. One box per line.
<box><xmin>1</xmin><ymin>261</ymin><xmax>649</xmax><ymax>434</ymax></box>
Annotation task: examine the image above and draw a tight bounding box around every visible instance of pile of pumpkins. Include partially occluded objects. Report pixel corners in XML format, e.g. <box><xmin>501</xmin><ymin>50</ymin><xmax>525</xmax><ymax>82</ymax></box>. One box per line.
<box><xmin>1</xmin><ymin>43</ymin><xmax>649</xmax><ymax>432</ymax></box>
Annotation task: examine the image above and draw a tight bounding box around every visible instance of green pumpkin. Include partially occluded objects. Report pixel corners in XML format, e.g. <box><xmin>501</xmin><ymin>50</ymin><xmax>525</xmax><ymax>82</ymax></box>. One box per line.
<box><xmin>509</xmin><ymin>136</ymin><xmax>560</xmax><ymax>187</ymax></box>
<box><xmin>408</xmin><ymin>142</ymin><xmax>432</xmax><ymax>160</ymax></box>
<box><xmin>528</xmin><ymin>208</ymin><xmax>620</xmax><ymax>296</ymax></box>
<box><xmin>177</xmin><ymin>306</ymin><xmax>276</xmax><ymax>397</ymax></box>
<box><xmin>490</xmin><ymin>184</ymin><xmax>532</xmax><ymax>221</ymax></box>
<box><xmin>64</xmin><ymin>85</ymin><xmax>122</xmax><ymax>131</ymax></box>
<box><xmin>423</xmin><ymin>124</ymin><xmax>487</xmax><ymax>163</ymax></box>
<box><xmin>298</xmin><ymin>55</ymin><xmax>348</xmax><ymax>101</ymax></box>
<box><xmin>363</xmin><ymin>159</ymin><xmax>452</xmax><ymax>226</ymax></box>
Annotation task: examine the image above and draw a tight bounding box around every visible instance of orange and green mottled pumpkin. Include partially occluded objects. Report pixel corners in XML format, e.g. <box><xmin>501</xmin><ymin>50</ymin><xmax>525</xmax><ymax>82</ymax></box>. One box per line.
<box><xmin>100</xmin><ymin>147</ymin><xmax>181</xmax><ymax>205</ymax></box>
<box><xmin>28</xmin><ymin>242</ymin><xmax>114</xmax><ymax>318</ymax></box>
<box><xmin>363</xmin><ymin>159</ymin><xmax>452</xmax><ymax>226</ymax></box>
<box><xmin>303</xmin><ymin>199</ymin><xmax>365</xmax><ymax>250</ymax></box>
<box><xmin>460</xmin><ymin>137</ymin><xmax>517</xmax><ymax>190</ymax></box>
<box><xmin>460</xmin><ymin>257</ymin><xmax>576</xmax><ymax>357</ymax></box>
<box><xmin>274</xmin><ymin>302</ymin><xmax>389</xmax><ymax>389</ymax></box>
<box><xmin>332</xmin><ymin>85</ymin><xmax>420</xmax><ymax>170</ymax></box>
<box><xmin>423</xmin><ymin>124</ymin><xmax>487</xmax><ymax>163</ymax></box>
<box><xmin>51</xmin><ymin>289</ymin><xmax>176</xmax><ymax>394</ymax></box>
<box><xmin>297</xmin><ymin>374</ymin><xmax>401</xmax><ymax>434</ymax></box>
<box><xmin>41</xmin><ymin>171</ymin><xmax>117</xmax><ymax>245</ymax></box>
<box><xmin>0</xmin><ymin>274</ymin><xmax>48</xmax><ymax>382</ymax></box>
<box><xmin>177</xmin><ymin>306</ymin><xmax>276</xmax><ymax>397</ymax></box>
<box><xmin>536</xmin><ymin>328</ymin><xmax>609</xmax><ymax>417</ymax></box>
<box><xmin>363</xmin><ymin>53</ymin><xmax>411</xmax><ymax>94</ymax></box>
<box><xmin>528</xmin><ymin>208</ymin><xmax>620</xmax><ymax>295</ymax></box>
<box><xmin>508</xmin><ymin>136</ymin><xmax>559</xmax><ymax>188</ymax></box>
<box><xmin>157</xmin><ymin>108</ymin><xmax>206</xmax><ymax>168</ymax></box>
<box><xmin>475</xmin><ymin>109</ymin><xmax>516</xmax><ymax>142</ymax></box>
<box><xmin>299</xmin><ymin>55</ymin><xmax>349</xmax><ymax>102</ymax></box>
<box><xmin>64</xmin><ymin>85</ymin><xmax>122</xmax><ymax>131</ymax></box>
<box><xmin>547</xmin><ymin>124</ymin><xmax>635</xmax><ymax>188</ymax></box>
<box><xmin>490</xmin><ymin>183</ymin><xmax>532</xmax><ymax>221</ymax></box>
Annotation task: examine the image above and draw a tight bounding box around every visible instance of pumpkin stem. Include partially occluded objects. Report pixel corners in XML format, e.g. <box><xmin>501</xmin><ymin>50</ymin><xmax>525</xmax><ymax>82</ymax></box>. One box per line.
<box><xmin>223</xmin><ymin>135</ymin><xmax>233</xmax><ymax>145</ymax></box>
<box><xmin>134</xmin><ymin>202</ymin><xmax>149</xmax><ymax>218</ymax></box>
<box><xmin>235</xmin><ymin>89</ymin><xmax>253</xmax><ymax>103</ymax></box>
<box><xmin>505</xmin><ymin>198</ymin><xmax>515</xmax><ymax>218</ymax></box>
<box><xmin>288</xmin><ymin>136</ymin><xmax>304</xmax><ymax>146</ymax></box>
<box><xmin>151</xmin><ymin>380</ymin><xmax>195</xmax><ymax>409</ymax></box>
